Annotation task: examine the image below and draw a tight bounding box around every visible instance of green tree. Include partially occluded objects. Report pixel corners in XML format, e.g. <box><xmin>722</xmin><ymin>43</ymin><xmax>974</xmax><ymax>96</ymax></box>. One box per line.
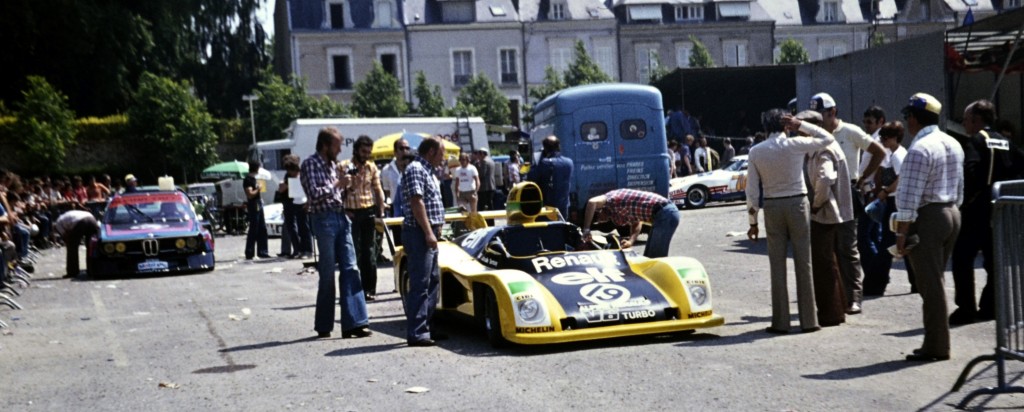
<box><xmin>413</xmin><ymin>71</ymin><xmax>447</xmax><ymax>117</ymax></box>
<box><xmin>648</xmin><ymin>51</ymin><xmax>671</xmax><ymax>84</ymax></box>
<box><xmin>776</xmin><ymin>38</ymin><xmax>810</xmax><ymax>65</ymax></box>
<box><xmin>253</xmin><ymin>70</ymin><xmax>347</xmax><ymax>142</ymax></box>
<box><xmin>870</xmin><ymin>31</ymin><xmax>887</xmax><ymax>47</ymax></box>
<box><xmin>564</xmin><ymin>40</ymin><xmax>613</xmax><ymax>87</ymax></box>
<box><xmin>689</xmin><ymin>36</ymin><xmax>715</xmax><ymax>68</ymax></box>
<box><xmin>351</xmin><ymin>62</ymin><xmax>408</xmax><ymax>117</ymax></box>
<box><xmin>455</xmin><ymin>74</ymin><xmax>510</xmax><ymax>126</ymax></box>
<box><xmin>128</xmin><ymin>73</ymin><xmax>219</xmax><ymax>180</ymax></box>
<box><xmin>13</xmin><ymin>76</ymin><xmax>77</xmax><ymax>173</ymax></box>
<box><xmin>1</xmin><ymin>0</ymin><xmax>270</xmax><ymax>117</ymax></box>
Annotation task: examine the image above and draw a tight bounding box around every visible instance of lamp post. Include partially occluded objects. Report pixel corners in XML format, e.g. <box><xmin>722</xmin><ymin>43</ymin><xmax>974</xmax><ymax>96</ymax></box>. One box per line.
<box><xmin>242</xmin><ymin>94</ymin><xmax>259</xmax><ymax>146</ymax></box>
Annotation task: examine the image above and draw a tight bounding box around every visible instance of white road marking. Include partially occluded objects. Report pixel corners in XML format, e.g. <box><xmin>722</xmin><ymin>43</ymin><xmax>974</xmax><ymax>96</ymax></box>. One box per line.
<box><xmin>90</xmin><ymin>290</ymin><xmax>130</xmax><ymax>367</ymax></box>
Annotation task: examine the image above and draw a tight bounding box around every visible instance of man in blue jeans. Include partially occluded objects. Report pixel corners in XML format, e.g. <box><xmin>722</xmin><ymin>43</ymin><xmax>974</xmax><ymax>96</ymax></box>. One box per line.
<box><xmin>400</xmin><ymin>137</ymin><xmax>447</xmax><ymax>347</ymax></box>
<box><xmin>299</xmin><ymin>127</ymin><xmax>371</xmax><ymax>340</ymax></box>
<box><xmin>580</xmin><ymin>188</ymin><xmax>680</xmax><ymax>258</ymax></box>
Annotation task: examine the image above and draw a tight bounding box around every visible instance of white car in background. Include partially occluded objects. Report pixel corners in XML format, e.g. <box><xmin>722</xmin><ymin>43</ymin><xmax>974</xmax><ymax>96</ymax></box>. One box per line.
<box><xmin>668</xmin><ymin>155</ymin><xmax>749</xmax><ymax>209</ymax></box>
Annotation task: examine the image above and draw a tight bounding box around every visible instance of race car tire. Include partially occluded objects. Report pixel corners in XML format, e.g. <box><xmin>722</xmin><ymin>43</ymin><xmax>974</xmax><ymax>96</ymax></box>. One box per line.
<box><xmin>685</xmin><ymin>186</ymin><xmax>709</xmax><ymax>209</ymax></box>
<box><xmin>397</xmin><ymin>260</ymin><xmax>410</xmax><ymax>313</ymax></box>
<box><xmin>483</xmin><ymin>287</ymin><xmax>509</xmax><ymax>348</ymax></box>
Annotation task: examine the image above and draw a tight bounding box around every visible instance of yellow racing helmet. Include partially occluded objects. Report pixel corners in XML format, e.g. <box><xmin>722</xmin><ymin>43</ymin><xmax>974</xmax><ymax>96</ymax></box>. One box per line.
<box><xmin>505</xmin><ymin>181</ymin><xmax>545</xmax><ymax>225</ymax></box>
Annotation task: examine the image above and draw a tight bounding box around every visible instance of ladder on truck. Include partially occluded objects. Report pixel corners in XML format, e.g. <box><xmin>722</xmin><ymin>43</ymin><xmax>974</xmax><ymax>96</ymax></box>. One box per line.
<box><xmin>456</xmin><ymin>114</ymin><xmax>474</xmax><ymax>154</ymax></box>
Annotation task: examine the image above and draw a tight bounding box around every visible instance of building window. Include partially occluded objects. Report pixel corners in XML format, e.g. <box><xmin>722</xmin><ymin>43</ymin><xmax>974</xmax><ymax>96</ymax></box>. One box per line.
<box><xmin>675</xmin><ymin>5</ymin><xmax>703</xmax><ymax>21</ymax></box>
<box><xmin>380</xmin><ymin>53</ymin><xmax>398</xmax><ymax>77</ymax></box>
<box><xmin>551</xmin><ymin>2</ymin><xmax>566</xmax><ymax>20</ymax></box>
<box><xmin>443</xmin><ymin>1</ymin><xmax>475</xmax><ymax>22</ymax></box>
<box><xmin>823</xmin><ymin>1</ymin><xmax>840</xmax><ymax>22</ymax></box>
<box><xmin>819</xmin><ymin>42</ymin><xmax>847</xmax><ymax>59</ymax></box>
<box><xmin>595</xmin><ymin>45</ymin><xmax>615</xmax><ymax>78</ymax></box>
<box><xmin>551</xmin><ymin>46</ymin><xmax>572</xmax><ymax>73</ymax></box>
<box><xmin>375</xmin><ymin>0</ymin><xmax>395</xmax><ymax>28</ymax></box>
<box><xmin>676</xmin><ymin>42</ymin><xmax>693</xmax><ymax>68</ymax></box>
<box><xmin>330</xmin><ymin>55</ymin><xmax>352</xmax><ymax>89</ymax></box>
<box><xmin>500</xmin><ymin>49</ymin><xmax>519</xmax><ymax>85</ymax></box>
<box><xmin>723</xmin><ymin>40</ymin><xmax>748</xmax><ymax>67</ymax></box>
<box><xmin>1007</xmin><ymin>0</ymin><xmax>1021</xmax><ymax>7</ymax></box>
<box><xmin>452</xmin><ymin>50</ymin><xmax>473</xmax><ymax>86</ymax></box>
<box><xmin>328</xmin><ymin>1</ymin><xmax>344</xmax><ymax>29</ymax></box>
<box><xmin>628</xmin><ymin>5</ymin><xmax>662</xmax><ymax>22</ymax></box>
<box><xmin>717</xmin><ymin>2</ymin><xmax>750</xmax><ymax>19</ymax></box>
<box><xmin>636</xmin><ymin>44</ymin><xmax>659</xmax><ymax>82</ymax></box>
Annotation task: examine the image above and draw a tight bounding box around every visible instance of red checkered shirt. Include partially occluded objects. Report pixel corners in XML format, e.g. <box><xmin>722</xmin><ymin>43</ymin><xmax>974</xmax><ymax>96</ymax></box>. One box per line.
<box><xmin>602</xmin><ymin>189</ymin><xmax>669</xmax><ymax>226</ymax></box>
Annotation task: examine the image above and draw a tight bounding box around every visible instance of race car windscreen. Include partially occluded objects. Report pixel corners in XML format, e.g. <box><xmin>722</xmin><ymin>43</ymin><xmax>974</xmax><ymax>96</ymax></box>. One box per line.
<box><xmin>104</xmin><ymin>194</ymin><xmax>195</xmax><ymax>228</ymax></box>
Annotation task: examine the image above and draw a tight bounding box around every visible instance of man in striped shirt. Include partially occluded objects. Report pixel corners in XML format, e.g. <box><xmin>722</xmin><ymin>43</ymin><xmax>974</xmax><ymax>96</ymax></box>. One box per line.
<box><xmin>581</xmin><ymin>188</ymin><xmax>679</xmax><ymax>258</ymax></box>
<box><xmin>894</xmin><ymin>93</ymin><xmax>963</xmax><ymax>362</ymax></box>
<box><xmin>300</xmin><ymin>127</ymin><xmax>371</xmax><ymax>340</ymax></box>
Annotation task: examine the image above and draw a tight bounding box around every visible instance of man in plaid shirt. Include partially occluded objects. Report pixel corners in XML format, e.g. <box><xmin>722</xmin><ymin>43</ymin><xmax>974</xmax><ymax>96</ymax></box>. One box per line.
<box><xmin>300</xmin><ymin>127</ymin><xmax>371</xmax><ymax>340</ymax></box>
<box><xmin>400</xmin><ymin>137</ymin><xmax>447</xmax><ymax>347</ymax></box>
<box><xmin>580</xmin><ymin>188</ymin><xmax>680</xmax><ymax>258</ymax></box>
<box><xmin>894</xmin><ymin>93</ymin><xmax>963</xmax><ymax>362</ymax></box>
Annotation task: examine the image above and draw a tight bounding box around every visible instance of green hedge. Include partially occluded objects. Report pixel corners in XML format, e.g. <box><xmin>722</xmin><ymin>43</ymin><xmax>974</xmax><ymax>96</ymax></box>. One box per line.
<box><xmin>0</xmin><ymin>114</ymin><xmax>248</xmax><ymax>143</ymax></box>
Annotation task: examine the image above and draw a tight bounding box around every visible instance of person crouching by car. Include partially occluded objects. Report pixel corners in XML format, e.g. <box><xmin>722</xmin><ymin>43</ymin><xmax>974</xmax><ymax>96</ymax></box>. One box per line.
<box><xmin>54</xmin><ymin>209</ymin><xmax>97</xmax><ymax>279</ymax></box>
<box><xmin>580</xmin><ymin>189</ymin><xmax>680</xmax><ymax>258</ymax></box>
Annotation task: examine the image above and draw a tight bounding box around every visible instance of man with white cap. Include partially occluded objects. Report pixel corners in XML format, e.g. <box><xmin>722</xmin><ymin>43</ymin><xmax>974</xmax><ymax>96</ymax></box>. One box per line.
<box><xmin>894</xmin><ymin>92</ymin><xmax>964</xmax><ymax>362</ymax></box>
<box><xmin>811</xmin><ymin>92</ymin><xmax>885</xmax><ymax>315</ymax></box>
<box><xmin>123</xmin><ymin>174</ymin><xmax>138</xmax><ymax>193</ymax></box>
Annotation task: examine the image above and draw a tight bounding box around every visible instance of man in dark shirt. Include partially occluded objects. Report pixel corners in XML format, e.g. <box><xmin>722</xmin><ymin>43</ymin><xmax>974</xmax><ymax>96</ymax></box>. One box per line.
<box><xmin>243</xmin><ymin>160</ymin><xmax>270</xmax><ymax>260</ymax></box>
<box><xmin>950</xmin><ymin>99</ymin><xmax>1024</xmax><ymax>325</ymax></box>
<box><xmin>527</xmin><ymin>136</ymin><xmax>574</xmax><ymax>220</ymax></box>
<box><xmin>474</xmin><ymin>149</ymin><xmax>496</xmax><ymax>212</ymax></box>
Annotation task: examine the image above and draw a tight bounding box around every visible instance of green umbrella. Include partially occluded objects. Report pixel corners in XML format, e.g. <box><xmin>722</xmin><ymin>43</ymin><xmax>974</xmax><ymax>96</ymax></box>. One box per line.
<box><xmin>200</xmin><ymin>161</ymin><xmax>250</xmax><ymax>180</ymax></box>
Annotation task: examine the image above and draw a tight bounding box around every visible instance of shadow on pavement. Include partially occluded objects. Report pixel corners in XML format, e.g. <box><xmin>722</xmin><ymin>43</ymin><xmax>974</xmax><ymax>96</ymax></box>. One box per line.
<box><xmin>802</xmin><ymin>359</ymin><xmax>918</xmax><ymax>380</ymax></box>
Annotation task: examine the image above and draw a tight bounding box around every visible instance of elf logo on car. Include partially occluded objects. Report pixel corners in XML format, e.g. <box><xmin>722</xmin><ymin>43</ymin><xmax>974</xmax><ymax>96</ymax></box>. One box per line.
<box><xmin>550</xmin><ymin>267</ymin><xmax>626</xmax><ymax>285</ymax></box>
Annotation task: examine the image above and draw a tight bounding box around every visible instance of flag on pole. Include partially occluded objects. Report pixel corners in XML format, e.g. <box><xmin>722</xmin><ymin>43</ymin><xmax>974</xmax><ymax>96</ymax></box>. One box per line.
<box><xmin>963</xmin><ymin>7</ymin><xmax>975</xmax><ymax>26</ymax></box>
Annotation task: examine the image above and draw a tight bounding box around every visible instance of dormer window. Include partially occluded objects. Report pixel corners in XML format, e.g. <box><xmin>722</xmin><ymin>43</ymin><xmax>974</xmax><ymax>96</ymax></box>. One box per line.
<box><xmin>823</xmin><ymin>0</ymin><xmax>840</xmax><ymax>22</ymax></box>
<box><xmin>326</xmin><ymin>0</ymin><xmax>345</xmax><ymax>29</ymax></box>
<box><xmin>374</xmin><ymin>0</ymin><xmax>397</xmax><ymax>28</ymax></box>
<box><xmin>442</xmin><ymin>1</ymin><xmax>475</xmax><ymax>23</ymax></box>
<box><xmin>716</xmin><ymin>1</ymin><xmax>750</xmax><ymax>19</ymax></box>
<box><xmin>628</xmin><ymin>5</ymin><xmax>662</xmax><ymax>22</ymax></box>
<box><xmin>675</xmin><ymin>5</ymin><xmax>704</xmax><ymax>21</ymax></box>
<box><xmin>551</xmin><ymin>2</ymin><xmax>567</xmax><ymax>20</ymax></box>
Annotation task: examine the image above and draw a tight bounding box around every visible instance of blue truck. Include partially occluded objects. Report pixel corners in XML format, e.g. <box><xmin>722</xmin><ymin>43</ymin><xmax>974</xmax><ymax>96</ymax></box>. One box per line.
<box><xmin>530</xmin><ymin>83</ymin><xmax>671</xmax><ymax>221</ymax></box>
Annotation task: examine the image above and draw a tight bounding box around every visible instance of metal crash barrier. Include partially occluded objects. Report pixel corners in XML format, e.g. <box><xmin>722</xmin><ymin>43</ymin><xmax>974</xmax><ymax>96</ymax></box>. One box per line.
<box><xmin>952</xmin><ymin>179</ymin><xmax>1024</xmax><ymax>408</ymax></box>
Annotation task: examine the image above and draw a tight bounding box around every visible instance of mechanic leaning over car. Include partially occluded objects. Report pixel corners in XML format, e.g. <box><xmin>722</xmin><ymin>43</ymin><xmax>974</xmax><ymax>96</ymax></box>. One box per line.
<box><xmin>300</xmin><ymin>127</ymin><xmax>372</xmax><ymax>340</ymax></box>
<box><xmin>580</xmin><ymin>188</ymin><xmax>680</xmax><ymax>259</ymax></box>
<box><xmin>53</xmin><ymin>209</ymin><xmax>97</xmax><ymax>279</ymax></box>
<box><xmin>399</xmin><ymin>136</ymin><xmax>448</xmax><ymax>347</ymax></box>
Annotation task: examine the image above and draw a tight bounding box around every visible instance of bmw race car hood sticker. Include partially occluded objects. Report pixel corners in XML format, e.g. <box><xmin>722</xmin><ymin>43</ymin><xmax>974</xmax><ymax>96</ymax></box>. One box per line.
<box><xmin>509</xmin><ymin>251</ymin><xmax>672</xmax><ymax>328</ymax></box>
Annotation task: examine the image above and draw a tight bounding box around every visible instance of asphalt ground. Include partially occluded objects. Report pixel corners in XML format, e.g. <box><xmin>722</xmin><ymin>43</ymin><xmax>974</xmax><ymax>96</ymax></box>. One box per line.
<box><xmin>1</xmin><ymin>202</ymin><xmax>1022</xmax><ymax>411</ymax></box>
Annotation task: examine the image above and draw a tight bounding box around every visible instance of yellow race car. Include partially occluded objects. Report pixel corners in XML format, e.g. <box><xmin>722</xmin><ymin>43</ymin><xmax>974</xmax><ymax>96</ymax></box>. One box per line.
<box><xmin>387</xmin><ymin>182</ymin><xmax>723</xmax><ymax>347</ymax></box>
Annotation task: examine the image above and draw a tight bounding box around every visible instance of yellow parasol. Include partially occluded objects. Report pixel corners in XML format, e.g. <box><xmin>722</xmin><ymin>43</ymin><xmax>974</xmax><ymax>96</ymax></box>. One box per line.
<box><xmin>371</xmin><ymin>131</ymin><xmax>462</xmax><ymax>161</ymax></box>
